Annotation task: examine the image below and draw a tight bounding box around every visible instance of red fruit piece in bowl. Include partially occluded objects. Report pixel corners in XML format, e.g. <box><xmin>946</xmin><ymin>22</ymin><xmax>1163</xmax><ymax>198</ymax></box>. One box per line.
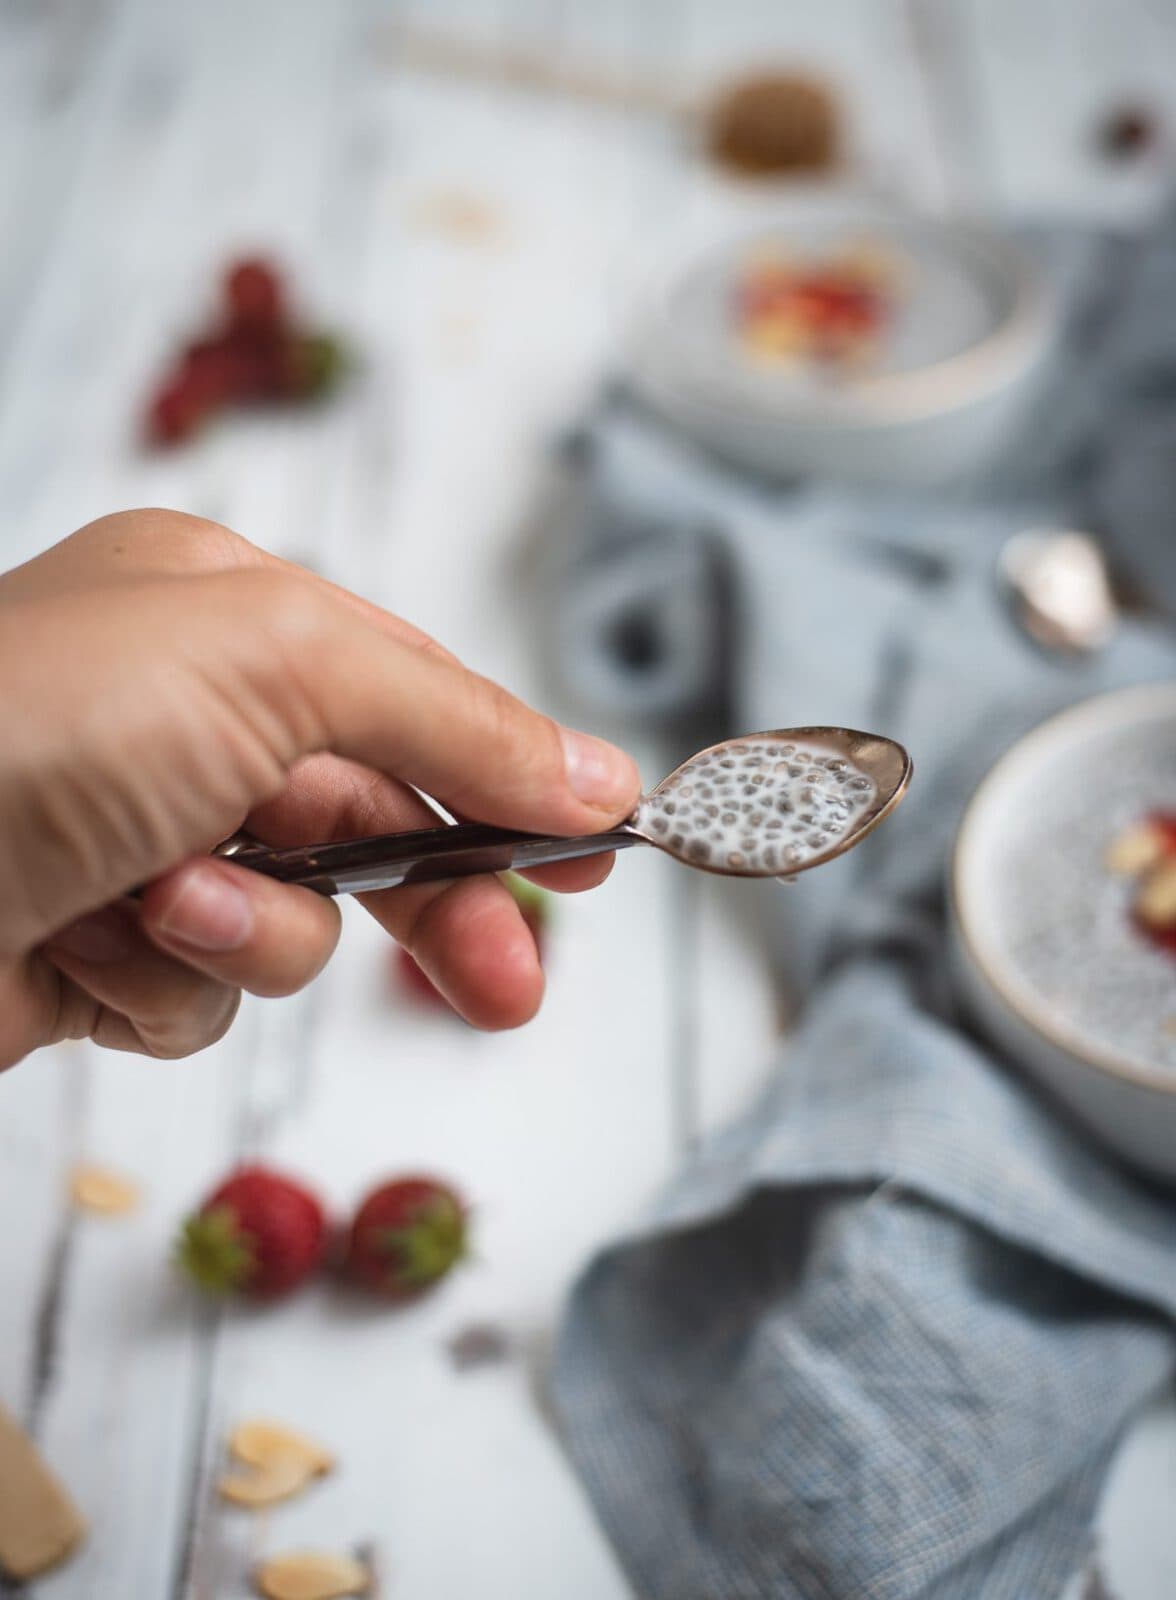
<box><xmin>175</xmin><ymin>1164</ymin><xmax>327</xmax><ymax>1299</ymax></box>
<box><xmin>224</xmin><ymin>257</ymin><xmax>285</xmax><ymax>333</ymax></box>
<box><xmin>347</xmin><ymin>1177</ymin><xmax>469</xmax><ymax>1299</ymax></box>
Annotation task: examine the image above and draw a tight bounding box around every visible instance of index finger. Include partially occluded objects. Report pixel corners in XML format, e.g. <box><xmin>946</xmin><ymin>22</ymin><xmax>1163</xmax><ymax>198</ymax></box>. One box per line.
<box><xmin>220</xmin><ymin>569</ymin><xmax>642</xmax><ymax>836</ymax></box>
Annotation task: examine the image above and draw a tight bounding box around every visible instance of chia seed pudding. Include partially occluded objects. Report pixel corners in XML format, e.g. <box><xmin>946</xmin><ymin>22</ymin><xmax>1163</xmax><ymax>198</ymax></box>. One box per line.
<box><xmin>635</xmin><ymin>735</ymin><xmax>877</xmax><ymax>874</ymax></box>
<box><xmin>985</xmin><ymin>734</ymin><xmax>1176</xmax><ymax>1074</ymax></box>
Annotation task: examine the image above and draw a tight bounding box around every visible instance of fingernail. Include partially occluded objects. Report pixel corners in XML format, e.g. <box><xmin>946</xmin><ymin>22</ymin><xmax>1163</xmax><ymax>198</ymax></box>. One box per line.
<box><xmin>47</xmin><ymin>909</ymin><xmax>132</xmax><ymax>964</ymax></box>
<box><xmin>156</xmin><ymin>863</ymin><xmax>254</xmax><ymax>952</ymax></box>
<box><xmin>560</xmin><ymin>728</ymin><xmax>640</xmax><ymax>812</ymax></box>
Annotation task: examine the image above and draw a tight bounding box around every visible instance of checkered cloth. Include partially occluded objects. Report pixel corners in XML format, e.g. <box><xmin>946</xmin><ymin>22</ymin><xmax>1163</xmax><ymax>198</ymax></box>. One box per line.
<box><xmin>549</xmin><ymin>216</ymin><xmax>1176</xmax><ymax>1599</ymax></box>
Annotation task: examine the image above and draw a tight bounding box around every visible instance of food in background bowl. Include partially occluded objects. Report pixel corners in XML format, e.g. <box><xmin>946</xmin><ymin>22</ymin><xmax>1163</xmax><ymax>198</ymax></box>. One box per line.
<box><xmin>951</xmin><ymin>685</ymin><xmax>1176</xmax><ymax>1185</ymax></box>
<box><xmin>735</xmin><ymin>242</ymin><xmax>899</xmax><ymax>371</ymax></box>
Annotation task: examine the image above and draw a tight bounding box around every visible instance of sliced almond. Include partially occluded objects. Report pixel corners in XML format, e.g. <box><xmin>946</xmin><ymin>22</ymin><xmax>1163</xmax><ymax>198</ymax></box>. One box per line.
<box><xmin>229</xmin><ymin>1420</ymin><xmax>334</xmax><ymax>1476</ymax></box>
<box><xmin>1136</xmin><ymin>858</ymin><xmax>1176</xmax><ymax>929</ymax></box>
<box><xmin>68</xmin><ymin>1163</ymin><xmax>140</xmax><ymax>1215</ymax></box>
<box><xmin>255</xmin><ymin>1550</ymin><xmax>370</xmax><ymax>1600</ymax></box>
<box><xmin>0</xmin><ymin>1403</ymin><xmax>86</xmax><ymax>1579</ymax></box>
<box><xmin>1106</xmin><ymin>820</ymin><xmax>1167</xmax><ymax>877</ymax></box>
<box><xmin>218</xmin><ymin>1454</ymin><xmax>315</xmax><ymax>1509</ymax></box>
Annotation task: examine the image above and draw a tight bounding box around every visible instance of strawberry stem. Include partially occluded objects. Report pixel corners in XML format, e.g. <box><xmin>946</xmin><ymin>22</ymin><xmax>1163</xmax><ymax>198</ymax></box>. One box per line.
<box><xmin>378</xmin><ymin>1196</ymin><xmax>467</xmax><ymax>1289</ymax></box>
<box><xmin>175</xmin><ymin>1205</ymin><xmax>255</xmax><ymax>1295</ymax></box>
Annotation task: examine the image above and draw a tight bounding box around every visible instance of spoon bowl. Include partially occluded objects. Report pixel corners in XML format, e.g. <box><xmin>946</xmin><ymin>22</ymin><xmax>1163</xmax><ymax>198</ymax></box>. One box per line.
<box><xmin>629</xmin><ymin>726</ymin><xmax>911</xmax><ymax>876</ymax></box>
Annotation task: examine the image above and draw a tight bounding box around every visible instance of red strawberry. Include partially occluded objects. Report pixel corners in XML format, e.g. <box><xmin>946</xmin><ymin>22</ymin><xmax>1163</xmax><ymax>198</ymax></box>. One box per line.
<box><xmin>394</xmin><ymin>873</ymin><xmax>550</xmax><ymax>1009</ymax></box>
<box><xmin>175</xmin><ymin>1164</ymin><xmax>327</xmax><ymax>1299</ymax></box>
<box><xmin>224</xmin><ymin>257</ymin><xmax>285</xmax><ymax>333</ymax></box>
<box><xmin>346</xmin><ymin>1176</ymin><xmax>469</xmax><ymax>1298</ymax></box>
<box><xmin>145</xmin><ymin>376</ymin><xmax>208</xmax><ymax>445</ymax></box>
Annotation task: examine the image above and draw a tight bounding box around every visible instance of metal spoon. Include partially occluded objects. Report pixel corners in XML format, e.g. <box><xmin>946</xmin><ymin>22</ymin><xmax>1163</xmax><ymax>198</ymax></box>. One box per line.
<box><xmin>213</xmin><ymin>727</ymin><xmax>911</xmax><ymax>896</ymax></box>
<box><xmin>998</xmin><ymin>529</ymin><xmax>1119</xmax><ymax>656</ymax></box>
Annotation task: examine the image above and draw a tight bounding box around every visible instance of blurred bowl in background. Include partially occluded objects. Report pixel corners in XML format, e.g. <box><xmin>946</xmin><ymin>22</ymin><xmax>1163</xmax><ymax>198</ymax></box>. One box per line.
<box><xmin>950</xmin><ymin>684</ymin><xmax>1176</xmax><ymax>1185</ymax></box>
<box><xmin>625</xmin><ymin>202</ymin><xmax>1053</xmax><ymax>488</ymax></box>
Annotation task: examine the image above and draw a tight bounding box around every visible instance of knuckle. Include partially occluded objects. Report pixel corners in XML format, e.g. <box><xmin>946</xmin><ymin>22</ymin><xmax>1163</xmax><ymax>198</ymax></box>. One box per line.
<box><xmin>454</xmin><ymin>673</ymin><xmax>562</xmax><ymax>801</ymax></box>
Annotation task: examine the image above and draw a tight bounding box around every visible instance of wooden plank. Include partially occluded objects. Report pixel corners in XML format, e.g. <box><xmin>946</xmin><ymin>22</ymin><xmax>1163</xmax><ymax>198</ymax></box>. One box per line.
<box><xmin>167</xmin><ymin>3</ymin><xmax>684</xmax><ymax>1596</ymax></box>
<box><xmin>956</xmin><ymin>0</ymin><xmax>1176</xmax><ymax>222</ymax></box>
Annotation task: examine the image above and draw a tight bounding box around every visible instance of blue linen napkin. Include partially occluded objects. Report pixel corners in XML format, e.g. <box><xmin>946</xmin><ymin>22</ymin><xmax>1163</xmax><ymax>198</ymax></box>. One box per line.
<box><xmin>548</xmin><ymin>217</ymin><xmax>1176</xmax><ymax>1599</ymax></box>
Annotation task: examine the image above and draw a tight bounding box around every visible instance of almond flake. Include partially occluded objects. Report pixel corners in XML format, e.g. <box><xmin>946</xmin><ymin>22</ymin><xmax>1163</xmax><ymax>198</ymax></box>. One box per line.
<box><xmin>229</xmin><ymin>1420</ymin><xmax>334</xmax><ymax>1476</ymax></box>
<box><xmin>255</xmin><ymin>1550</ymin><xmax>370</xmax><ymax>1600</ymax></box>
<box><xmin>68</xmin><ymin>1164</ymin><xmax>140</xmax><ymax>1215</ymax></box>
<box><xmin>0</xmin><ymin>1403</ymin><xmax>86</xmax><ymax>1579</ymax></box>
<box><xmin>1105</xmin><ymin>821</ymin><xmax>1166</xmax><ymax>877</ymax></box>
<box><xmin>218</xmin><ymin>1454</ymin><xmax>315</xmax><ymax>1509</ymax></box>
<box><xmin>1136</xmin><ymin>858</ymin><xmax>1176</xmax><ymax>928</ymax></box>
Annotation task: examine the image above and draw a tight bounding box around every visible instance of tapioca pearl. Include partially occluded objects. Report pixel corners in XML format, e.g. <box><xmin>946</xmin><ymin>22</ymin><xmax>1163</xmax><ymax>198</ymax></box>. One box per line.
<box><xmin>663</xmin><ymin>800</ymin><xmax>677</xmax><ymax>815</ymax></box>
<box><xmin>766</xmin><ymin>819</ymin><xmax>783</xmax><ymax>832</ymax></box>
<box><xmin>731</xmin><ymin>744</ymin><xmax>748</xmax><ymax>755</ymax></box>
<box><xmin>749</xmin><ymin>812</ymin><xmax>764</xmax><ymax>827</ymax></box>
<box><xmin>763</xmin><ymin>846</ymin><xmax>778</xmax><ymax>869</ymax></box>
<box><xmin>669</xmin><ymin>833</ymin><xmax>685</xmax><ymax>851</ymax></box>
<box><xmin>651</xmin><ymin>817</ymin><xmax>668</xmax><ymax>834</ymax></box>
<box><xmin>688</xmin><ymin>840</ymin><xmax>711</xmax><ymax>863</ymax></box>
<box><xmin>828</xmin><ymin>759</ymin><xmax>848</xmax><ymax>774</ymax></box>
<box><xmin>719</xmin><ymin>758</ymin><xmax>735</xmax><ymax>769</ymax></box>
<box><xmin>698</xmin><ymin>785</ymin><xmax>713</xmax><ymax>799</ymax></box>
<box><xmin>728</xmin><ymin>851</ymin><xmax>746</xmax><ymax>868</ymax></box>
<box><xmin>807</xmin><ymin>834</ymin><xmax>826</xmax><ymax>848</ymax></box>
<box><xmin>778</xmin><ymin>745</ymin><xmax>795</xmax><ymax>757</ymax></box>
<box><xmin>787</xmin><ymin>764</ymin><xmax>804</xmax><ymax>778</ymax></box>
<box><xmin>849</xmin><ymin>778</ymin><xmax>870</xmax><ymax>791</ymax></box>
<box><xmin>679</xmin><ymin>785</ymin><xmax>694</xmax><ymax>799</ymax></box>
<box><xmin>783</xmin><ymin>844</ymin><xmax>803</xmax><ymax>866</ymax></box>
<box><xmin>710</xmin><ymin>829</ymin><xmax>724</xmax><ymax>842</ymax></box>
<box><xmin>721</xmin><ymin>811</ymin><xmax>737</xmax><ymax>825</ymax></box>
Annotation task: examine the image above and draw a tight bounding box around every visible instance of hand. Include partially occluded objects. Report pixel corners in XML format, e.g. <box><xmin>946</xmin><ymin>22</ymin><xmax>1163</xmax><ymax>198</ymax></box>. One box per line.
<box><xmin>0</xmin><ymin>510</ymin><xmax>640</xmax><ymax>1068</ymax></box>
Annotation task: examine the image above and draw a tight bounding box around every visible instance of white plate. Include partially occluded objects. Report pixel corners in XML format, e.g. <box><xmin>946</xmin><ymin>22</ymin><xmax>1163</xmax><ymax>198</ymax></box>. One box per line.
<box><xmin>626</xmin><ymin>205</ymin><xmax>1053</xmax><ymax>487</ymax></box>
<box><xmin>950</xmin><ymin>685</ymin><xmax>1176</xmax><ymax>1184</ymax></box>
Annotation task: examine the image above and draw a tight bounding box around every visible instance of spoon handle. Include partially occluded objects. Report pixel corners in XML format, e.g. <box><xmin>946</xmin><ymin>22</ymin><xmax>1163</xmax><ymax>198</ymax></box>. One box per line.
<box><xmin>213</xmin><ymin>822</ymin><xmax>645</xmax><ymax>896</ymax></box>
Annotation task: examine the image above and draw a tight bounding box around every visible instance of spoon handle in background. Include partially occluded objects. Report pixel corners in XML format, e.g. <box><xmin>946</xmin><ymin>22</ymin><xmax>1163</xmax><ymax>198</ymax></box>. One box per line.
<box><xmin>213</xmin><ymin>822</ymin><xmax>644</xmax><ymax>896</ymax></box>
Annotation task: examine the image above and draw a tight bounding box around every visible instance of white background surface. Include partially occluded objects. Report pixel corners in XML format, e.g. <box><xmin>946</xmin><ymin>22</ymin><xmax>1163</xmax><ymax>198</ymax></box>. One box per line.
<box><xmin>0</xmin><ymin>2</ymin><xmax>1174</xmax><ymax>1597</ymax></box>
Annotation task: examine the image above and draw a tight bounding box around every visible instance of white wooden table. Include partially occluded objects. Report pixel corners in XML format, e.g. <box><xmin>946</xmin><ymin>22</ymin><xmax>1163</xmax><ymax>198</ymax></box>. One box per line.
<box><xmin>0</xmin><ymin>3</ymin><xmax>1174</xmax><ymax>1596</ymax></box>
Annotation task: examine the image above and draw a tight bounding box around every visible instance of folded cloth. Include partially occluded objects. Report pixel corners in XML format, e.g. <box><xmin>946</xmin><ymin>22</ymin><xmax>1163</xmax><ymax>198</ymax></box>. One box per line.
<box><xmin>550</xmin><ymin>214</ymin><xmax>1176</xmax><ymax>1599</ymax></box>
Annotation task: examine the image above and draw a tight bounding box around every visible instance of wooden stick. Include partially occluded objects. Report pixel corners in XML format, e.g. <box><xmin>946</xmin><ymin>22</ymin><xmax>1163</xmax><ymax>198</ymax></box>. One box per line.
<box><xmin>383</xmin><ymin>22</ymin><xmax>691</xmax><ymax>117</ymax></box>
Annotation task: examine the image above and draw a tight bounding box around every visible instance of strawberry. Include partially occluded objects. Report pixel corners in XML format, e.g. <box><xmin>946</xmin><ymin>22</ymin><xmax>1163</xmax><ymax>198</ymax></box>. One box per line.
<box><xmin>394</xmin><ymin>873</ymin><xmax>550</xmax><ymax>1009</ymax></box>
<box><xmin>175</xmin><ymin>1164</ymin><xmax>327</xmax><ymax>1298</ymax></box>
<box><xmin>346</xmin><ymin>1176</ymin><xmax>469</xmax><ymax>1298</ymax></box>
<box><xmin>224</xmin><ymin>257</ymin><xmax>285</xmax><ymax>333</ymax></box>
<box><xmin>145</xmin><ymin>376</ymin><xmax>209</xmax><ymax>445</ymax></box>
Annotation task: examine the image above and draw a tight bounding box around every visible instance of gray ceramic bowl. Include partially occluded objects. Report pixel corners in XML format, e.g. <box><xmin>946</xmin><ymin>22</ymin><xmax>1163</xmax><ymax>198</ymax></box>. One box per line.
<box><xmin>950</xmin><ymin>685</ymin><xmax>1176</xmax><ymax>1185</ymax></box>
<box><xmin>626</xmin><ymin>205</ymin><xmax>1053</xmax><ymax>489</ymax></box>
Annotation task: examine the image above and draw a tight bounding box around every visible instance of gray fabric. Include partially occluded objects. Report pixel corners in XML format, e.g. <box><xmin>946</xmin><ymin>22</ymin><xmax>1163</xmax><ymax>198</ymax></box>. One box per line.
<box><xmin>549</xmin><ymin>216</ymin><xmax>1176</xmax><ymax>1598</ymax></box>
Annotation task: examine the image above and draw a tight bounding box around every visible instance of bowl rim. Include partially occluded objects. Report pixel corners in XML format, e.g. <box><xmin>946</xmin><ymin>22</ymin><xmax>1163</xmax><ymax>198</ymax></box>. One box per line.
<box><xmin>951</xmin><ymin>682</ymin><xmax>1176</xmax><ymax>1096</ymax></box>
<box><xmin>628</xmin><ymin>210</ymin><xmax>1052</xmax><ymax>430</ymax></box>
